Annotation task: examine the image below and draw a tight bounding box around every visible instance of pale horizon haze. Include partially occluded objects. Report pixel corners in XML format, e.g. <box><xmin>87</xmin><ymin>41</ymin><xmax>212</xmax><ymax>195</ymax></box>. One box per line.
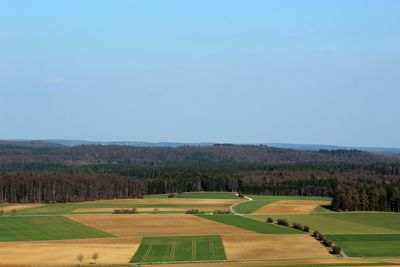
<box><xmin>1</xmin><ymin>1</ymin><xmax>399</xmax><ymax>147</ymax></box>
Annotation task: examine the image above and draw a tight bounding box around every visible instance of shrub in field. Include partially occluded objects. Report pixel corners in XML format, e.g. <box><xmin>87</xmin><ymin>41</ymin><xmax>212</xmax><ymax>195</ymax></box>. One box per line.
<box><xmin>266</xmin><ymin>217</ymin><xmax>274</xmax><ymax>223</ymax></box>
<box><xmin>186</xmin><ymin>209</ymin><xmax>204</xmax><ymax>214</ymax></box>
<box><xmin>312</xmin><ymin>231</ymin><xmax>325</xmax><ymax>240</ymax></box>
<box><xmin>322</xmin><ymin>239</ymin><xmax>332</xmax><ymax>247</ymax></box>
<box><xmin>212</xmin><ymin>209</ymin><xmax>230</xmax><ymax>214</ymax></box>
<box><xmin>332</xmin><ymin>245</ymin><xmax>341</xmax><ymax>255</ymax></box>
<box><xmin>238</xmin><ymin>193</ymin><xmax>245</xmax><ymax>198</ymax></box>
<box><xmin>303</xmin><ymin>225</ymin><xmax>310</xmax><ymax>232</ymax></box>
<box><xmin>313</xmin><ymin>231</ymin><xmax>321</xmax><ymax>239</ymax></box>
<box><xmin>77</xmin><ymin>254</ymin><xmax>84</xmax><ymax>266</ymax></box>
<box><xmin>113</xmin><ymin>208</ymin><xmax>139</xmax><ymax>214</ymax></box>
<box><xmin>292</xmin><ymin>222</ymin><xmax>303</xmax><ymax>230</ymax></box>
<box><xmin>92</xmin><ymin>253</ymin><xmax>99</xmax><ymax>264</ymax></box>
<box><xmin>168</xmin><ymin>193</ymin><xmax>177</xmax><ymax>198</ymax></box>
<box><xmin>277</xmin><ymin>219</ymin><xmax>289</xmax><ymax>227</ymax></box>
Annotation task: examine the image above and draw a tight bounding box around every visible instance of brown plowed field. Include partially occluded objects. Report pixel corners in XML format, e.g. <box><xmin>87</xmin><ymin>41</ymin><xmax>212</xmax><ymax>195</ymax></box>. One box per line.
<box><xmin>68</xmin><ymin>214</ymin><xmax>255</xmax><ymax>236</ymax></box>
<box><xmin>73</xmin><ymin>207</ymin><xmax>230</xmax><ymax>213</ymax></box>
<box><xmin>222</xmin><ymin>234</ymin><xmax>333</xmax><ymax>260</ymax></box>
<box><xmin>0</xmin><ymin>237</ymin><xmax>141</xmax><ymax>265</ymax></box>
<box><xmin>252</xmin><ymin>200</ymin><xmax>331</xmax><ymax>215</ymax></box>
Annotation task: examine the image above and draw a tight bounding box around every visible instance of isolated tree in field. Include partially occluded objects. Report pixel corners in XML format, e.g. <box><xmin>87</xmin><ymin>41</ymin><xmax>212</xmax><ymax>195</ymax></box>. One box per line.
<box><xmin>266</xmin><ymin>217</ymin><xmax>273</xmax><ymax>223</ymax></box>
<box><xmin>92</xmin><ymin>253</ymin><xmax>99</xmax><ymax>264</ymax></box>
<box><xmin>76</xmin><ymin>254</ymin><xmax>84</xmax><ymax>266</ymax></box>
<box><xmin>331</xmin><ymin>245</ymin><xmax>341</xmax><ymax>255</ymax></box>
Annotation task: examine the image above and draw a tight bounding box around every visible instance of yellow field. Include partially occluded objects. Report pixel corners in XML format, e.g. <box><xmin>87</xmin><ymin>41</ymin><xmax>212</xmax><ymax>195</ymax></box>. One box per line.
<box><xmin>68</xmin><ymin>214</ymin><xmax>255</xmax><ymax>236</ymax></box>
<box><xmin>0</xmin><ymin>237</ymin><xmax>141</xmax><ymax>265</ymax></box>
<box><xmin>222</xmin><ymin>234</ymin><xmax>333</xmax><ymax>260</ymax></box>
<box><xmin>252</xmin><ymin>200</ymin><xmax>331</xmax><ymax>215</ymax></box>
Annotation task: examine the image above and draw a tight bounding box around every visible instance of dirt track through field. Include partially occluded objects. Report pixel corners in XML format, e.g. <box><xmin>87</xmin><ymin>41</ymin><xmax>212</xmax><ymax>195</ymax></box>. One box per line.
<box><xmin>68</xmin><ymin>214</ymin><xmax>255</xmax><ymax>236</ymax></box>
<box><xmin>252</xmin><ymin>200</ymin><xmax>331</xmax><ymax>215</ymax></box>
<box><xmin>222</xmin><ymin>234</ymin><xmax>333</xmax><ymax>260</ymax></box>
<box><xmin>0</xmin><ymin>237</ymin><xmax>141</xmax><ymax>265</ymax></box>
<box><xmin>73</xmin><ymin>207</ymin><xmax>230</xmax><ymax>213</ymax></box>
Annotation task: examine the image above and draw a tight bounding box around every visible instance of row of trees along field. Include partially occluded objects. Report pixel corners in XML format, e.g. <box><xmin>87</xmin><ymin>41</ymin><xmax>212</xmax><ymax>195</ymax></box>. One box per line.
<box><xmin>1</xmin><ymin>161</ymin><xmax>400</xmax><ymax>204</ymax></box>
<box><xmin>331</xmin><ymin>182</ymin><xmax>400</xmax><ymax>212</ymax></box>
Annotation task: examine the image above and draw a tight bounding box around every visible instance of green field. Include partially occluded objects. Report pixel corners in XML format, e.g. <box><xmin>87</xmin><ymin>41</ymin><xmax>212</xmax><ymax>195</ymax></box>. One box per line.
<box><xmin>131</xmin><ymin>235</ymin><xmax>226</xmax><ymax>263</ymax></box>
<box><xmin>233</xmin><ymin>195</ymin><xmax>331</xmax><ymax>214</ymax></box>
<box><xmin>251</xmin><ymin>213</ymin><xmax>400</xmax><ymax>234</ymax></box>
<box><xmin>0</xmin><ymin>216</ymin><xmax>112</xmax><ymax>241</ymax></box>
<box><xmin>199</xmin><ymin>214</ymin><xmax>301</xmax><ymax>234</ymax></box>
<box><xmin>16</xmin><ymin>203</ymin><xmax>231</xmax><ymax>215</ymax></box>
<box><xmin>327</xmin><ymin>234</ymin><xmax>400</xmax><ymax>257</ymax></box>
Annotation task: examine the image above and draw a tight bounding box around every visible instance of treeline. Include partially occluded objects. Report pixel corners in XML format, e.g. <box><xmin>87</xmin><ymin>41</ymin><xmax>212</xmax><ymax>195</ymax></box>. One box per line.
<box><xmin>2</xmin><ymin>164</ymin><xmax>400</xmax><ymax>203</ymax></box>
<box><xmin>331</xmin><ymin>181</ymin><xmax>400</xmax><ymax>212</ymax></box>
<box><xmin>1</xmin><ymin>143</ymin><xmax>399</xmax><ymax>167</ymax></box>
<box><xmin>0</xmin><ymin>173</ymin><xmax>145</xmax><ymax>203</ymax></box>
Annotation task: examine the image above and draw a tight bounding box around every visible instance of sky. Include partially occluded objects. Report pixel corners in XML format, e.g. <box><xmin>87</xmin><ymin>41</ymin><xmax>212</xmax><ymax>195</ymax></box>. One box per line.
<box><xmin>1</xmin><ymin>1</ymin><xmax>400</xmax><ymax>147</ymax></box>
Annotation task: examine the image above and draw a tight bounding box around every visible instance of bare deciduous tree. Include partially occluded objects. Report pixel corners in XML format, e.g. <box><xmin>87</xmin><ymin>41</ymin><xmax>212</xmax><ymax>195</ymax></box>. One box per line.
<box><xmin>76</xmin><ymin>254</ymin><xmax>84</xmax><ymax>266</ymax></box>
<box><xmin>92</xmin><ymin>253</ymin><xmax>99</xmax><ymax>264</ymax></box>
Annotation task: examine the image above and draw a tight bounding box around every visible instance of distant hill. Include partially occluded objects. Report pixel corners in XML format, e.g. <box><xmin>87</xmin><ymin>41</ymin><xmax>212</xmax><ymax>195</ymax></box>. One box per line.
<box><xmin>44</xmin><ymin>139</ymin><xmax>213</xmax><ymax>148</ymax></box>
<box><xmin>1</xmin><ymin>139</ymin><xmax>399</xmax><ymax>156</ymax></box>
<box><xmin>0</xmin><ymin>142</ymin><xmax>399</xmax><ymax>166</ymax></box>
<box><xmin>0</xmin><ymin>140</ymin><xmax>65</xmax><ymax>148</ymax></box>
<box><xmin>267</xmin><ymin>143</ymin><xmax>400</xmax><ymax>156</ymax></box>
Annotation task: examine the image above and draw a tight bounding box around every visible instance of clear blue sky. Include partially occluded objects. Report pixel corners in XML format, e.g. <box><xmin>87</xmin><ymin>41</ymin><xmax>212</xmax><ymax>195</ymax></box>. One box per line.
<box><xmin>1</xmin><ymin>1</ymin><xmax>399</xmax><ymax>147</ymax></box>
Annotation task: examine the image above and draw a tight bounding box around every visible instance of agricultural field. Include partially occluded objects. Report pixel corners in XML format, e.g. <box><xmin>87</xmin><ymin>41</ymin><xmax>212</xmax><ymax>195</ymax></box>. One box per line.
<box><xmin>0</xmin><ymin>192</ymin><xmax>399</xmax><ymax>266</ymax></box>
<box><xmin>199</xmin><ymin>214</ymin><xmax>301</xmax><ymax>234</ymax></box>
<box><xmin>0</xmin><ymin>216</ymin><xmax>111</xmax><ymax>241</ymax></box>
<box><xmin>232</xmin><ymin>195</ymin><xmax>331</xmax><ymax>214</ymax></box>
<box><xmin>131</xmin><ymin>235</ymin><xmax>226</xmax><ymax>263</ymax></box>
<box><xmin>251</xmin><ymin>212</ymin><xmax>400</xmax><ymax>257</ymax></box>
<box><xmin>327</xmin><ymin>234</ymin><xmax>400</xmax><ymax>257</ymax></box>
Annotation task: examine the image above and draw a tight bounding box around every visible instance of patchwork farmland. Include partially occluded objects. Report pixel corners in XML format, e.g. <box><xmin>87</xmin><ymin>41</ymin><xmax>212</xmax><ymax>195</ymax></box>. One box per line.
<box><xmin>0</xmin><ymin>192</ymin><xmax>399</xmax><ymax>266</ymax></box>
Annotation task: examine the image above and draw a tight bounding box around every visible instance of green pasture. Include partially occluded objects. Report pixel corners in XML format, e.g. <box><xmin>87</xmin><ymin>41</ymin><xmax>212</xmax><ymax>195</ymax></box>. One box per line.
<box><xmin>131</xmin><ymin>235</ymin><xmax>226</xmax><ymax>263</ymax></box>
<box><xmin>199</xmin><ymin>214</ymin><xmax>301</xmax><ymax>234</ymax></box>
<box><xmin>16</xmin><ymin>203</ymin><xmax>231</xmax><ymax>215</ymax></box>
<box><xmin>0</xmin><ymin>216</ymin><xmax>111</xmax><ymax>241</ymax></box>
<box><xmin>328</xmin><ymin>234</ymin><xmax>400</xmax><ymax>257</ymax></box>
<box><xmin>233</xmin><ymin>195</ymin><xmax>331</xmax><ymax>214</ymax></box>
<box><xmin>251</xmin><ymin>212</ymin><xmax>400</xmax><ymax>234</ymax></box>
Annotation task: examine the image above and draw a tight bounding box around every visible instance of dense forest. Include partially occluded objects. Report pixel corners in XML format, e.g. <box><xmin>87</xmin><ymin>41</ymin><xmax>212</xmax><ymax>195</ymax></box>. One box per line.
<box><xmin>331</xmin><ymin>182</ymin><xmax>400</xmax><ymax>212</ymax></box>
<box><xmin>1</xmin><ymin>144</ymin><xmax>400</xmax><ymax>208</ymax></box>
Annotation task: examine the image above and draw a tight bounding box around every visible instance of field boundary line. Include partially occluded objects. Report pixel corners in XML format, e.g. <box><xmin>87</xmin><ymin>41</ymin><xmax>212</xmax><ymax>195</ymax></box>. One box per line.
<box><xmin>209</xmin><ymin>240</ymin><xmax>215</xmax><ymax>258</ymax></box>
<box><xmin>141</xmin><ymin>240</ymin><xmax>153</xmax><ymax>262</ymax></box>
<box><xmin>169</xmin><ymin>241</ymin><xmax>176</xmax><ymax>258</ymax></box>
<box><xmin>191</xmin><ymin>240</ymin><xmax>196</xmax><ymax>261</ymax></box>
